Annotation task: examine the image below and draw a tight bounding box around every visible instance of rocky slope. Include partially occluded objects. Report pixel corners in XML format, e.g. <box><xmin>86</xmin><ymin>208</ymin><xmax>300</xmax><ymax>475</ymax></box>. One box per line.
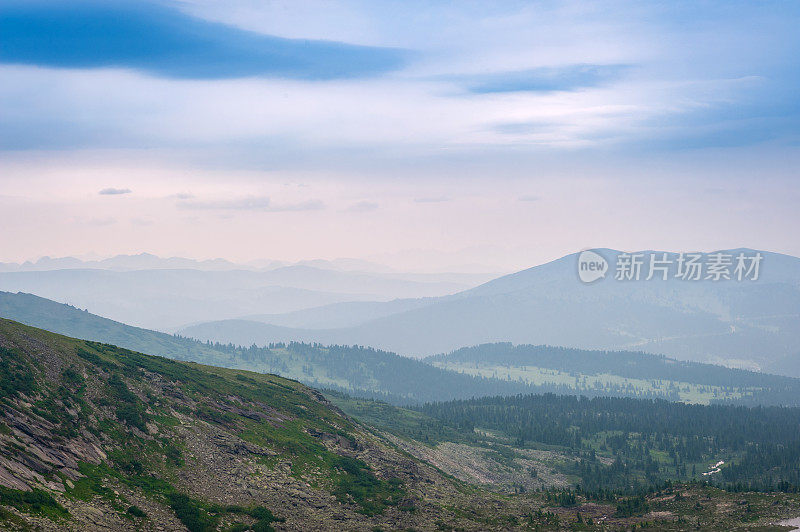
<box><xmin>0</xmin><ymin>318</ymin><xmax>478</xmax><ymax>530</ymax></box>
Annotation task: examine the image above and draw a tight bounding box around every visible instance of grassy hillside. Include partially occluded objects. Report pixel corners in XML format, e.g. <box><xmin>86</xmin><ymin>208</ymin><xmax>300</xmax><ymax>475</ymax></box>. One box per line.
<box><xmin>0</xmin><ymin>318</ymin><xmax>475</xmax><ymax>530</ymax></box>
<box><xmin>0</xmin><ymin>291</ymin><xmax>225</xmax><ymax>361</ymax></box>
<box><xmin>426</xmin><ymin>343</ymin><xmax>800</xmax><ymax>406</ymax></box>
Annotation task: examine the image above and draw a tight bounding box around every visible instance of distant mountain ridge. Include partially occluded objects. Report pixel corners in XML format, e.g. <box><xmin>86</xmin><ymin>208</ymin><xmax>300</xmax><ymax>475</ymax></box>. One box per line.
<box><xmin>0</xmin><ymin>252</ymin><xmax>385</xmax><ymax>272</ymax></box>
<box><xmin>0</xmin><ymin>252</ymin><xmax>498</xmax><ymax>280</ymax></box>
<box><xmin>237</xmin><ymin>298</ymin><xmax>433</xmax><ymax>329</ymax></box>
<box><xmin>0</xmin><ymin>252</ymin><xmax>245</xmax><ymax>272</ymax></box>
<box><xmin>0</xmin><ymin>265</ymin><xmax>481</xmax><ymax>329</ymax></box>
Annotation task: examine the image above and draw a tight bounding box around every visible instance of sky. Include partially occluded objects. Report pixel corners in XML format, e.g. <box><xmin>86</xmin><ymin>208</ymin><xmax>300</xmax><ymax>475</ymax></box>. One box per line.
<box><xmin>1</xmin><ymin>0</ymin><xmax>799</xmax><ymax>271</ymax></box>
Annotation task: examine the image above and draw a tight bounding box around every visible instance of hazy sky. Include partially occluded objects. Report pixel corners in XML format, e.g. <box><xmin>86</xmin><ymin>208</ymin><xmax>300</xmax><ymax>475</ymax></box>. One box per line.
<box><xmin>1</xmin><ymin>1</ymin><xmax>799</xmax><ymax>271</ymax></box>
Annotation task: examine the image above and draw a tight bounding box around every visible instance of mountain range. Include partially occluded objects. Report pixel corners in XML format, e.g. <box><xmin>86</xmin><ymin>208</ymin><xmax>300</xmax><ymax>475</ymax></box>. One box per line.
<box><xmin>2</xmin><ymin>248</ymin><xmax>798</xmax><ymax>376</ymax></box>
<box><xmin>2</xmin><ymin>289</ymin><xmax>799</xmax><ymax>407</ymax></box>
<box><xmin>0</xmin><ymin>266</ymin><xmax>488</xmax><ymax>330</ymax></box>
<box><xmin>0</xmin><ymin>253</ymin><xmax>391</xmax><ymax>273</ymax></box>
<box><xmin>177</xmin><ymin>249</ymin><xmax>800</xmax><ymax>377</ymax></box>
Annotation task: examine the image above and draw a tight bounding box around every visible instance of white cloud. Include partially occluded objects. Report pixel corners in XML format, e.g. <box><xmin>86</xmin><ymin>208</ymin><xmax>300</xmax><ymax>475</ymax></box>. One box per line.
<box><xmin>345</xmin><ymin>201</ymin><xmax>379</xmax><ymax>212</ymax></box>
<box><xmin>99</xmin><ymin>187</ymin><xmax>131</xmax><ymax>195</ymax></box>
<box><xmin>169</xmin><ymin>192</ymin><xmax>195</xmax><ymax>200</ymax></box>
<box><xmin>177</xmin><ymin>195</ymin><xmax>324</xmax><ymax>212</ymax></box>
<box><xmin>414</xmin><ymin>196</ymin><xmax>450</xmax><ymax>203</ymax></box>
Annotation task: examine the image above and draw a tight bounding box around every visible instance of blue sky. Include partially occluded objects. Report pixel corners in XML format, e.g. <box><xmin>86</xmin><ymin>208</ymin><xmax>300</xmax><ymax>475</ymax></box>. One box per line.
<box><xmin>0</xmin><ymin>0</ymin><xmax>798</xmax><ymax>269</ymax></box>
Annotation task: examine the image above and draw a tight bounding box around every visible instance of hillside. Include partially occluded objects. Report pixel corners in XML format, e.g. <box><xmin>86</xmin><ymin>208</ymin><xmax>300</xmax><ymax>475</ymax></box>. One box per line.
<box><xmin>0</xmin><ymin>291</ymin><xmax>225</xmax><ymax>362</ymax></box>
<box><xmin>179</xmin><ymin>248</ymin><xmax>800</xmax><ymax>376</ymax></box>
<box><xmin>425</xmin><ymin>343</ymin><xmax>800</xmax><ymax>406</ymax></box>
<box><xmin>0</xmin><ymin>318</ymin><xmax>494</xmax><ymax>530</ymax></box>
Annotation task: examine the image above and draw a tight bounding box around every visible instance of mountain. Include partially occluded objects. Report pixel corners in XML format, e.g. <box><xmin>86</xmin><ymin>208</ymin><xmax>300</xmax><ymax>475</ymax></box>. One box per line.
<box><xmin>295</xmin><ymin>257</ymin><xmax>397</xmax><ymax>273</ymax></box>
<box><xmin>0</xmin><ymin>266</ymin><xmax>475</xmax><ymax>330</ymax></box>
<box><xmin>238</xmin><ymin>298</ymin><xmax>433</xmax><ymax>329</ymax></box>
<box><xmin>0</xmin><ymin>254</ymin><xmax>402</xmax><ymax>274</ymax></box>
<box><xmin>179</xmin><ymin>248</ymin><xmax>800</xmax><ymax>376</ymax></box>
<box><xmin>0</xmin><ymin>253</ymin><xmax>242</xmax><ymax>272</ymax></box>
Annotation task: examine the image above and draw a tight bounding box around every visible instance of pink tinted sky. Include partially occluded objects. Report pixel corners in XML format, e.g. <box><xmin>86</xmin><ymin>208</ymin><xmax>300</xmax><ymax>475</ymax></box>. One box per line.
<box><xmin>1</xmin><ymin>1</ymin><xmax>798</xmax><ymax>271</ymax></box>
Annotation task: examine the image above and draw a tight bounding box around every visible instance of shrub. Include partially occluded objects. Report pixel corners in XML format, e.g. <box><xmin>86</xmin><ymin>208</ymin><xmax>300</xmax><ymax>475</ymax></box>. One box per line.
<box><xmin>127</xmin><ymin>505</ymin><xmax>147</xmax><ymax>518</ymax></box>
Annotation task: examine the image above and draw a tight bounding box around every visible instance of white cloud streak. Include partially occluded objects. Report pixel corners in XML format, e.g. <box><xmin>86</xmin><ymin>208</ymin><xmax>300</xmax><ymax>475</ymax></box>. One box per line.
<box><xmin>177</xmin><ymin>195</ymin><xmax>324</xmax><ymax>212</ymax></box>
<box><xmin>99</xmin><ymin>187</ymin><xmax>132</xmax><ymax>195</ymax></box>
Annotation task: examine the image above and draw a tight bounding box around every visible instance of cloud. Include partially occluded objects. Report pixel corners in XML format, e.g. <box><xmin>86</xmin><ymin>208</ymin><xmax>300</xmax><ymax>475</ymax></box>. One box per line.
<box><xmin>414</xmin><ymin>196</ymin><xmax>450</xmax><ymax>203</ymax></box>
<box><xmin>88</xmin><ymin>217</ymin><xmax>116</xmax><ymax>226</ymax></box>
<box><xmin>0</xmin><ymin>0</ymin><xmax>407</xmax><ymax>80</ymax></box>
<box><xmin>268</xmin><ymin>200</ymin><xmax>325</xmax><ymax>212</ymax></box>
<box><xmin>492</xmin><ymin>122</ymin><xmax>552</xmax><ymax>135</ymax></box>
<box><xmin>99</xmin><ymin>187</ymin><xmax>132</xmax><ymax>195</ymax></box>
<box><xmin>178</xmin><ymin>195</ymin><xmax>324</xmax><ymax>212</ymax></box>
<box><xmin>71</xmin><ymin>216</ymin><xmax>116</xmax><ymax>226</ymax></box>
<box><xmin>1</xmin><ymin>1</ymin><xmax>799</xmax><ymax>160</ymax></box>
<box><xmin>518</xmin><ymin>195</ymin><xmax>541</xmax><ymax>202</ymax></box>
<box><xmin>345</xmin><ymin>201</ymin><xmax>379</xmax><ymax>212</ymax></box>
<box><xmin>450</xmin><ymin>64</ymin><xmax>630</xmax><ymax>94</ymax></box>
<box><xmin>169</xmin><ymin>192</ymin><xmax>195</xmax><ymax>200</ymax></box>
<box><xmin>180</xmin><ymin>196</ymin><xmax>271</xmax><ymax>210</ymax></box>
